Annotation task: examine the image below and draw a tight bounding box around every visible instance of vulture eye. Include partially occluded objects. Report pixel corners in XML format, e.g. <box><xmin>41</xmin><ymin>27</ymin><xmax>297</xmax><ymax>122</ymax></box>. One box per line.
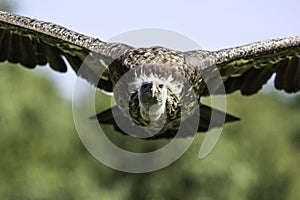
<box><xmin>158</xmin><ymin>84</ymin><xmax>164</xmax><ymax>89</ymax></box>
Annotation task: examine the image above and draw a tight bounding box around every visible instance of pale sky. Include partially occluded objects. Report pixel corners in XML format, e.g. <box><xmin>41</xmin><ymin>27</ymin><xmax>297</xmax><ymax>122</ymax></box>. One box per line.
<box><xmin>9</xmin><ymin>0</ymin><xmax>300</xmax><ymax>98</ymax></box>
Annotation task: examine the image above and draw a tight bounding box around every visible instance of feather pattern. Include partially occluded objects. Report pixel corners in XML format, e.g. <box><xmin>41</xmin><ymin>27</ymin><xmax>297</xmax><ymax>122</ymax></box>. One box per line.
<box><xmin>184</xmin><ymin>36</ymin><xmax>300</xmax><ymax>95</ymax></box>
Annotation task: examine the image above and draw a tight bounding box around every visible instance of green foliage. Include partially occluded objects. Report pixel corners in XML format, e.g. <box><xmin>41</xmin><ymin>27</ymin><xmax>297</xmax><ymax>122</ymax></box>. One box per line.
<box><xmin>1</xmin><ymin>62</ymin><xmax>300</xmax><ymax>199</ymax></box>
<box><xmin>0</xmin><ymin>0</ymin><xmax>14</xmax><ymax>12</ymax></box>
<box><xmin>0</xmin><ymin>64</ymin><xmax>96</xmax><ymax>199</ymax></box>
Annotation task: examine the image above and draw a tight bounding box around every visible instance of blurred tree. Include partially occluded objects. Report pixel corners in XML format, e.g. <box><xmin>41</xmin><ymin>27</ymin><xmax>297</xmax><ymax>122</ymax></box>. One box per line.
<box><xmin>0</xmin><ymin>0</ymin><xmax>14</xmax><ymax>11</ymax></box>
<box><xmin>0</xmin><ymin>2</ymin><xmax>300</xmax><ymax>200</ymax></box>
<box><xmin>1</xmin><ymin>64</ymin><xmax>300</xmax><ymax>200</ymax></box>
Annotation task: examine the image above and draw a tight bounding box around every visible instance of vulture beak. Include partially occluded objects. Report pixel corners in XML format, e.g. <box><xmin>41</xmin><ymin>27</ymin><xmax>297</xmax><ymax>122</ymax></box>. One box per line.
<box><xmin>151</xmin><ymin>82</ymin><xmax>158</xmax><ymax>97</ymax></box>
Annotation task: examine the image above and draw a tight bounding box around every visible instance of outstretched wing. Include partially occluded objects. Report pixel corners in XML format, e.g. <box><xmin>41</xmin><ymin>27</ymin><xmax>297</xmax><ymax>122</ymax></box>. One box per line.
<box><xmin>185</xmin><ymin>36</ymin><xmax>300</xmax><ymax>95</ymax></box>
<box><xmin>0</xmin><ymin>11</ymin><xmax>132</xmax><ymax>92</ymax></box>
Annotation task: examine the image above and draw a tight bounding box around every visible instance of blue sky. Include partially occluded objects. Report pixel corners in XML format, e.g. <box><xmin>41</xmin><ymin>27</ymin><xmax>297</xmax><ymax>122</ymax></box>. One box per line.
<box><xmin>10</xmin><ymin>0</ymin><xmax>300</xmax><ymax>98</ymax></box>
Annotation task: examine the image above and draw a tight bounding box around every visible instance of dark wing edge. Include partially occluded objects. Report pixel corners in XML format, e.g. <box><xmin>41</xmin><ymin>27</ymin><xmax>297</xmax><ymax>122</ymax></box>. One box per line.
<box><xmin>185</xmin><ymin>36</ymin><xmax>300</xmax><ymax>95</ymax></box>
<box><xmin>0</xmin><ymin>11</ymin><xmax>132</xmax><ymax>92</ymax></box>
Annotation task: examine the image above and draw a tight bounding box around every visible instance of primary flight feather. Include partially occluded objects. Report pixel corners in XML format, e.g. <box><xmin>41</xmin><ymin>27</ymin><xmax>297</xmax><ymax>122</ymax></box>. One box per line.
<box><xmin>0</xmin><ymin>11</ymin><xmax>299</xmax><ymax>139</ymax></box>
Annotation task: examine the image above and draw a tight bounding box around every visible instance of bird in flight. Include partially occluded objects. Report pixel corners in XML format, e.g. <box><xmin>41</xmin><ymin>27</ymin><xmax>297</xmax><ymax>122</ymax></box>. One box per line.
<box><xmin>0</xmin><ymin>11</ymin><xmax>299</xmax><ymax>139</ymax></box>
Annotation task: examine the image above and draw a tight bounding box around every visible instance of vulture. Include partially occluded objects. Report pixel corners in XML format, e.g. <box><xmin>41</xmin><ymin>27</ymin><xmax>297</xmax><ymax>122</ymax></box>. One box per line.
<box><xmin>0</xmin><ymin>11</ymin><xmax>300</xmax><ymax>139</ymax></box>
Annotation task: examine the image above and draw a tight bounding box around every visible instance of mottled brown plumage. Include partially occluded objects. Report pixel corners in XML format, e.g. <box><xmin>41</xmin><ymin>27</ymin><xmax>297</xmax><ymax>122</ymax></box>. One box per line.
<box><xmin>1</xmin><ymin>11</ymin><xmax>300</xmax><ymax>139</ymax></box>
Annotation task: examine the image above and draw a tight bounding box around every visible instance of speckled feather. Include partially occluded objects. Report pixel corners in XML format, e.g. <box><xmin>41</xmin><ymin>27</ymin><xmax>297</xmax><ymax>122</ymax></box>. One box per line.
<box><xmin>185</xmin><ymin>36</ymin><xmax>300</xmax><ymax>95</ymax></box>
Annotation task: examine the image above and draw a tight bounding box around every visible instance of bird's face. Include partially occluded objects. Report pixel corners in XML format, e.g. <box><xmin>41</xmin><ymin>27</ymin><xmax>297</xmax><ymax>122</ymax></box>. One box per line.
<box><xmin>138</xmin><ymin>81</ymin><xmax>167</xmax><ymax>120</ymax></box>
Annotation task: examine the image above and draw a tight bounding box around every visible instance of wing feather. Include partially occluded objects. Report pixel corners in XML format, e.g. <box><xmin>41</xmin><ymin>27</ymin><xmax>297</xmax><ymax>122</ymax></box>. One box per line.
<box><xmin>186</xmin><ymin>36</ymin><xmax>300</xmax><ymax>95</ymax></box>
<box><xmin>20</xmin><ymin>34</ymin><xmax>37</xmax><ymax>67</ymax></box>
<box><xmin>0</xmin><ymin>11</ymin><xmax>132</xmax><ymax>92</ymax></box>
